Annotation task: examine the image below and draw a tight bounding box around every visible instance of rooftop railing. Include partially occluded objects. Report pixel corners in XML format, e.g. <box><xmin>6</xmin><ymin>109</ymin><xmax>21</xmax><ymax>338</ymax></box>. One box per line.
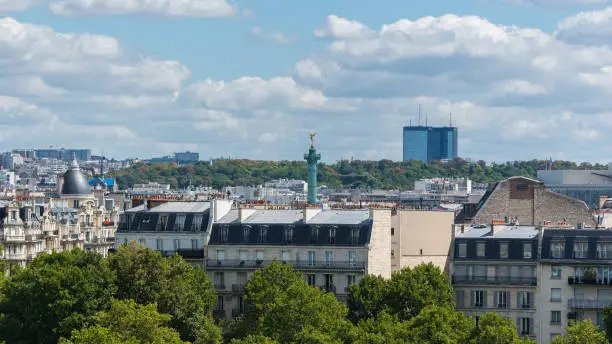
<box><xmin>452</xmin><ymin>275</ymin><xmax>537</xmax><ymax>286</ymax></box>
<box><xmin>568</xmin><ymin>298</ymin><xmax>611</xmax><ymax>309</ymax></box>
<box><xmin>205</xmin><ymin>259</ymin><xmax>366</xmax><ymax>271</ymax></box>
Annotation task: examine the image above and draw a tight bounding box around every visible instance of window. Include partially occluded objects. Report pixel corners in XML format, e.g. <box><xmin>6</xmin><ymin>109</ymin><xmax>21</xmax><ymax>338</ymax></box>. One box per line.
<box><xmin>324</xmin><ymin>274</ymin><xmax>334</xmax><ymax>290</ymax></box>
<box><xmin>281</xmin><ymin>250</ymin><xmax>290</xmax><ymax>263</ymax></box>
<box><xmin>516</xmin><ymin>183</ymin><xmax>528</xmax><ymax>191</ymax></box>
<box><xmin>311</xmin><ymin>226</ymin><xmax>319</xmax><ymax>244</ymax></box>
<box><xmin>471</xmin><ymin>290</ymin><xmax>486</xmax><ymax>308</ymax></box>
<box><xmin>347</xmin><ymin>275</ymin><xmax>356</xmax><ymax>288</ymax></box>
<box><xmin>391</xmin><ymin>227</ymin><xmax>395</xmax><ymax>236</ymax></box>
<box><xmin>237</xmin><ymin>272</ymin><xmax>247</xmax><ymax>286</ymax></box>
<box><xmin>325</xmin><ymin>251</ymin><xmax>333</xmax><ymax>265</ymax></box>
<box><xmin>156</xmin><ymin>239</ymin><xmax>163</xmax><ymax>251</ymax></box>
<box><xmin>477</xmin><ymin>242</ymin><xmax>486</xmax><ymax>257</ymax></box>
<box><xmin>138</xmin><ymin>238</ymin><xmax>146</xmax><ymax>246</ymax></box>
<box><xmin>518</xmin><ymin>292</ymin><xmax>532</xmax><ymax>309</ymax></box>
<box><xmin>328</xmin><ymin>226</ymin><xmax>337</xmax><ymax>244</ymax></box>
<box><xmin>173</xmin><ymin>239</ymin><xmax>180</xmax><ymax>251</ymax></box>
<box><xmin>307</xmin><ymin>274</ymin><xmax>316</xmax><ymax>286</ymax></box>
<box><xmin>255</xmin><ymin>250</ymin><xmax>264</xmax><ymax>262</ymax></box>
<box><xmin>495</xmin><ymin>291</ymin><xmax>509</xmax><ymax>308</ymax></box>
<box><xmin>216</xmin><ymin>250</ymin><xmax>225</xmax><ymax>263</ymax></box>
<box><xmin>308</xmin><ymin>251</ymin><xmax>316</xmax><ymax>266</ymax></box>
<box><xmin>518</xmin><ymin>317</ymin><xmax>532</xmax><ymax>336</ymax></box>
<box><xmin>158</xmin><ymin>215</ymin><xmax>168</xmax><ymax>231</ymax></box>
<box><xmin>215</xmin><ymin>295</ymin><xmax>224</xmax><ymax>311</ymax></box>
<box><xmin>243</xmin><ymin>226</ymin><xmax>250</xmax><ymax>242</ymax></box>
<box><xmin>456</xmin><ymin>290</ymin><xmax>465</xmax><ymax>309</ymax></box>
<box><xmin>191</xmin><ymin>239</ymin><xmax>198</xmax><ymax>250</ymax></box>
<box><xmin>350</xmin><ymin>227</ymin><xmax>360</xmax><ymax>245</ymax></box>
<box><xmin>551</xmin><ymin>288</ymin><xmax>562</xmax><ymax>302</ymax></box>
<box><xmin>551</xmin><ymin>266</ymin><xmax>562</xmax><ymax>278</ymax></box>
<box><xmin>574</xmin><ymin>241</ymin><xmax>588</xmax><ymax>259</ymax></box>
<box><xmin>500</xmin><ymin>242</ymin><xmax>508</xmax><ymax>258</ymax></box>
<box><xmin>458</xmin><ymin>243</ymin><xmax>467</xmax><ymax>258</ymax></box>
<box><xmin>239</xmin><ymin>250</ymin><xmax>248</xmax><ymax>263</ymax></box>
<box><xmin>213</xmin><ymin>272</ymin><xmax>225</xmax><ymax>289</ymax></box>
<box><xmin>284</xmin><ymin>225</ymin><xmax>294</xmax><ymax>243</ymax></box>
<box><xmin>551</xmin><ymin>311</ymin><xmax>561</xmax><ymax>325</ymax></box>
<box><xmin>192</xmin><ymin>215</ymin><xmax>203</xmax><ymax>231</ymax></box>
<box><xmin>487</xmin><ymin>266</ymin><xmax>497</xmax><ymax>281</ymax></box>
<box><xmin>220</xmin><ymin>226</ymin><xmax>229</xmax><ymax>243</ymax></box>
<box><xmin>10</xmin><ymin>211</ymin><xmax>16</xmax><ymax>220</ymax></box>
<box><xmin>551</xmin><ymin>242</ymin><xmax>565</xmax><ymax>259</ymax></box>
<box><xmin>259</xmin><ymin>225</ymin><xmax>268</xmax><ymax>243</ymax></box>
<box><xmin>348</xmin><ymin>251</ymin><xmax>357</xmax><ymax>266</ymax></box>
<box><xmin>523</xmin><ymin>242</ymin><xmax>532</xmax><ymax>259</ymax></box>
<box><xmin>598</xmin><ymin>242</ymin><xmax>612</xmax><ymax>259</ymax></box>
<box><xmin>174</xmin><ymin>215</ymin><xmax>186</xmax><ymax>231</ymax></box>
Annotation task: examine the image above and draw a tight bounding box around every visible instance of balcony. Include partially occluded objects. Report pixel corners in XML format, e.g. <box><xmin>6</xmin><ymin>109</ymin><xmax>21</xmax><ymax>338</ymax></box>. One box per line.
<box><xmin>452</xmin><ymin>275</ymin><xmax>537</xmax><ymax>286</ymax></box>
<box><xmin>212</xmin><ymin>309</ymin><xmax>226</xmax><ymax>319</ymax></box>
<box><xmin>232</xmin><ymin>309</ymin><xmax>245</xmax><ymax>317</ymax></box>
<box><xmin>205</xmin><ymin>259</ymin><xmax>366</xmax><ymax>271</ymax></box>
<box><xmin>567</xmin><ymin>277</ymin><xmax>612</xmax><ymax>286</ymax></box>
<box><xmin>232</xmin><ymin>284</ymin><xmax>246</xmax><ymax>293</ymax></box>
<box><xmin>160</xmin><ymin>249</ymin><xmax>205</xmax><ymax>259</ymax></box>
<box><xmin>568</xmin><ymin>298</ymin><xmax>611</xmax><ymax>310</ymax></box>
<box><xmin>214</xmin><ymin>283</ymin><xmax>226</xmax><ymax>290</ymax></box>
<box><xmin>3</xmin><ymin>235</ymin><xmax>25</xmax><ymax>242</ymax></box>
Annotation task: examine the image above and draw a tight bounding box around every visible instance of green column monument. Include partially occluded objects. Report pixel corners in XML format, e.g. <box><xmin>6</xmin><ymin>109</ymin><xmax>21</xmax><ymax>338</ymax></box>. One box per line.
<box><xmin>304</xmin><ymin>132</ymin><xmax>321</xmax><ymax>205</ymax></box>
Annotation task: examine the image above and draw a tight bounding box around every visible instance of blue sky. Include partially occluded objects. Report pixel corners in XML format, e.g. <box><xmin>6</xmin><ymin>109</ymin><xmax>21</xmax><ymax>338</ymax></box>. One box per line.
<box><xmin>1</xmin><ymin>0</ymin><xmax>612</xmax><ymax>162</ymax></box>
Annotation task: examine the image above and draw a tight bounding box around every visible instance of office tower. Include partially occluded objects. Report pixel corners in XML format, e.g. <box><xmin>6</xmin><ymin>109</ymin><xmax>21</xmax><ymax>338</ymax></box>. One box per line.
<box><xmin>402</xmin><ymin>126</ymin><xmax>458</xmax><ymax>162</ymax></box>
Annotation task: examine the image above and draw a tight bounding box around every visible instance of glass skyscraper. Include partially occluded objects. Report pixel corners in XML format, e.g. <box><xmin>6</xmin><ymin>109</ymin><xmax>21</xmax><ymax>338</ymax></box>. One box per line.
<box><xmin>402</xmin><ymin>126</ymin><xmax>458</xmax><ymax>162</ymax></box>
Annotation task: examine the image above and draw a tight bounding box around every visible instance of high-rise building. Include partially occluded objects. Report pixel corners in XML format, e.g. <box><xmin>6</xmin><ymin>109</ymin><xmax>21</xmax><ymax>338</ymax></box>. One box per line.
<box><xmin>174</xmin><ymin>151</ymin><xmax>199</xmax><ymax>164</ymax></box>
<box><xmin>402</xmin><ymin>126</ymin><xmax>458</xmax><ymax>162</ymax></box>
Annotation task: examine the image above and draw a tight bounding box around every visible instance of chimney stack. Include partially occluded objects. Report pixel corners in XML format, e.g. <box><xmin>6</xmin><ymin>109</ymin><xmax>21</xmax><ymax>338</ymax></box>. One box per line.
<box><xmin>239</xmin><ymin>206</ymin><xmax>256</xmax><ymax>222</ymax></box>
<box><xmin>303</xmin><ymin>206</ymin><xmax>321</xmax><ymax>223</ymax></box>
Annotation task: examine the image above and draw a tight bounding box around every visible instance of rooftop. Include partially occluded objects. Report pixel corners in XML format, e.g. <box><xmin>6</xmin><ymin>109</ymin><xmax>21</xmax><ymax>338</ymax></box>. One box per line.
<box><xmin>456</xmin><ymin>225</ymin><xmax>539</xmax><ymax>239</ymax></box>
<box><xmin>125</xmin><ymin>201</ymin><xmax>210</xmax><ymax>213</ymax></box>
<box><xmin>216</xmin><ymin>208</ymin><xmax>371</xmax><ymax>225</ymax></box>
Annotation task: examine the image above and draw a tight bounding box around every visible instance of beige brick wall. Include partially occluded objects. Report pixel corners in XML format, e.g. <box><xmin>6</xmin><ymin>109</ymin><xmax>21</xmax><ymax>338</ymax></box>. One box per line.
<box><xmin>367</xmin><ymin>209</ymin><xmax>392</xmax><ymax>279</ymax></box>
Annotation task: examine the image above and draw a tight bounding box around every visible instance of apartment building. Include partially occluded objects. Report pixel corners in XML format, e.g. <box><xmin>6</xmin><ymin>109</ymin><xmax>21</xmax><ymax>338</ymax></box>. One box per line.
<box><xmin>539</xmin><ymin>229</ymin><xmax>612</xmax><ymax>343</ymax></box>
<box><xmin>450</xmin><ymin>224</ymin><xmax>539</xmax><ymax>342</ymax></box>
<box><xmin>205</xmin><ymin>206</ymin><xmax>391</xmax><ymax>319</ymax></box>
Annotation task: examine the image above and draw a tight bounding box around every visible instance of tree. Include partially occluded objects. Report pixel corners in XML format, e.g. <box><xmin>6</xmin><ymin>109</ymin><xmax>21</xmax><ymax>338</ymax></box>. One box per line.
<box><xmin>602</xmin><ymin>304</ymin><xmax>612</xmax><ymax>341</ymax></box>
<box><xmin>108</xmin><ymin>243</ymin><xmax>220</xmax><ymax>343</ymax></box>
<box><xmin>552</xmin><ymin>319</ymin><xmax>609</xmax><ymax>344</ymax></box>
<box><xmin>0</xmin><ymin>249</ymin><xmax>116</xmax><ymax>344</ymax></box>
<box><xmin>347</xmin><ymin>275</ymin><xmax>388</xmax><ymax>322</ymax></box>
<box><xmin>0</xmin><ymin>243</ymin><xmax>7</xmax><ymax>277</ymax></box>
<box><xmin>475</xmin><ymin>313</ymin><xmax>536</xmax><ymax>344</ymax></box>
<box><xmin>59</xmin><ymin>299</ymin><xmax>186</xmax><ymax>344</ymax></box>
<box><xmin>236</xmin><ymin>260</ymin><xmax>350</xmax><ymax>343</ymax></box>
<box><xmin>230</xmin><ymin>335</ymin><xmax>278</xmax><ymax>344</ymax></box>
<box><xmin>385</xmin><ymin>263</ymin><xmax>455</xmax><ymax>321</ymax></box>
<box><xmin>406</xmin><ymin>305</ymin><xmax>475</xmax><ymax>344</ymax></box>
<box><xmin>348</xmin><ymin>311</ymin><xmax>411</xmax><ymax>344</ymax></box>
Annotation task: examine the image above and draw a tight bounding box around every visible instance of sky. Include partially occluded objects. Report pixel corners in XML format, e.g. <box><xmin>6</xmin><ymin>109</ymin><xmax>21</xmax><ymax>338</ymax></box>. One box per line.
<box><xmin>1</xmin><ymin>0</ymin><xmax>612</xmax><ymax>163</ymax></box>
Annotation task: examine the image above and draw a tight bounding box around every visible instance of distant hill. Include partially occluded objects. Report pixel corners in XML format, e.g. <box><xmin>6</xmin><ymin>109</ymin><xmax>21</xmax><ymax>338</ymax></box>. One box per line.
<box><xmin>108</xmin><ymin>158</ymin><xmax>608</xmax><ymax>190</ymax></box>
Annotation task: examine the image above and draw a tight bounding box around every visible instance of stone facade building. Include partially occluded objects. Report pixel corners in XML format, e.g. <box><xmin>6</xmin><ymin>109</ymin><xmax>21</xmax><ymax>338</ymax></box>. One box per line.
<box><xmin>456</xmin><ymin>177</ymin><xmax>595</xmax><ymax>227</ymax></box>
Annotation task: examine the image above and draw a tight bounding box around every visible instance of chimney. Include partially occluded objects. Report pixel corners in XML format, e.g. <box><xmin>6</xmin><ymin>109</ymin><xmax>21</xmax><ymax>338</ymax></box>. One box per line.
<box><xmin>239</xmin><ymin>206</ymin><xmax>256</xmax><ymax>222</ymax></box>
<box><xmin>600</xmin><ymin>195</ymin><xmax>609</xmax><ymax>209</ymax></box>
<box><xmin>303</xmin><ymin>206</ymin><xmax>321</xmax><ymax>223</ymax></box>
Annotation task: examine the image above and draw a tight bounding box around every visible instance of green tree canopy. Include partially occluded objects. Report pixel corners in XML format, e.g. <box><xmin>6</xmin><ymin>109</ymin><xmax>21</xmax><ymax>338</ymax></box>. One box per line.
<box><xmin>347</xmin><ymin>274</ymin><xmax>388</xmax><ymax>322</ymax></box>
<box><xmin>475</xmin><ymin>313</ymin><xmax>536</xmax><ymax>344</ymax></box>
<box><xmin>229</xmin><ymin>335</ymin><xmax>278</xmax><ymax>344</ymax></box>
<box><xmin>348</xmin><ymin>263</ymin><xmax>454</xmax><ymax>323</ymax></box>
<box><xmin>406</xmin><ymin>305</ymin><xmax>475</xmax><ymax>344</ymax></box>
<box><xmin>552</xmin><ymin>319</ymin><xmax>609</xmax><ymax>344</ymax></box>
<box><xmin>0</xmin><ymin>249</ymin><xmax>116</xmax><ymax>344</ymax></box>
<box><xmin>236</xmin><ymin>260</ymin><xmax>351</xmax><ymax>343</ymax></box>
<box><xmin>59</xmin><ymin>299</ymin><xmax>187</xmax><ymax>344</ymax></box>
<box><xmin>347</xmin><ymin>311</ymin><xmax>412</xmax><ymax>344</ymax></box>
<box><xmin>108</xmin><ymin>243</ymin><xmax>220</xmax><ymax>343</ymax></box>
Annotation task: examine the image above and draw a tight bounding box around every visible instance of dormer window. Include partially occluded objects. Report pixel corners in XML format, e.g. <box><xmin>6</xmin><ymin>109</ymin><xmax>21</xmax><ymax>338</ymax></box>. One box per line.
<box><xmin>284</xmin><ymin>225</ymin><xmax>294</xmax><ymax>243</ymax></box>
<box><xmin>220</xmin><ymin>225</ymin><xmax>229</xmax><ymax>243</ymax></box>
<box><xmin>310</xmin><ymin>226</ymin><xmax>319</xmax><ymax>244</ymax></box>
<box><xmin>243</xmin><ymin>226</ymin><xmax>251</xmax><ymax>242</ymax></box>
<box><xmin>328</xmin><ymin>226</ymin><xmax>337</xmax><ymax>244</ymax></box>
<box><xmin>259</xmin><ymin>225</ymin><xmax>268</xmax><ymax>243</ymax></box>
<box><xmin>350</xmin><ymin>227</ymin><xmax>360</xmax><ymax>245</ymax></box>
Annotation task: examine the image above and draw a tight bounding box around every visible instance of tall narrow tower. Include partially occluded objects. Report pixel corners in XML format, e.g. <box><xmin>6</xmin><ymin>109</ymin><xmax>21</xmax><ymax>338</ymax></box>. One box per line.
<box><xmin>304</xmin><ymin>132</ymin><xmax>321</xmax><ymax>205</ymax></box>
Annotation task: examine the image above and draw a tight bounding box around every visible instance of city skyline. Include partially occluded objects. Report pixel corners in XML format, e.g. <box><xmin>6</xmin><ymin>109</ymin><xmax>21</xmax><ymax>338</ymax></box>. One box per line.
<box><xmin>2</xmin><ymin>1</ymin><xmax>612</xmax><ymax>162</ymax></box>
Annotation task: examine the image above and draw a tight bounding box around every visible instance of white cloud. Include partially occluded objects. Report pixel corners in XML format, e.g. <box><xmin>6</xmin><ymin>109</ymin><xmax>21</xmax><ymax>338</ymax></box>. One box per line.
<box><xmin>49</xmin><ymin>0</ymin><xmax>236</xmax><ymax>17</ymax></box>
<box><xmin>3</xmin><ymin>13</ymin><xmax>612</xmax><ymax>162</ymax></box>
<box><xmin>251</xmin><ymin>27</ymin><xmax>293</xmax><ymax>45</ymax></box>
<box><xmin>555</xmin><ymin>7</ymin><xmax>612</xmax><ymax>46</ymax></box>
<box><xmin>0</xmin><ymin>0</ymin><xmax>41</xmax><ymax>12</ymax></box>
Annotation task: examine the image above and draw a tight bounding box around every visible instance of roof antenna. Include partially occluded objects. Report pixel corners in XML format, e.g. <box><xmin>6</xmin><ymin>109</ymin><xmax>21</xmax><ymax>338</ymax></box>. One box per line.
<box><xmin>418</xmin><ymin>104</ymin><xmax>421</xmax><ymax>126</ymax></box>
<box><xmin>449</xmin><ymin>112</ymin><xmax>453</xmax><ymax>127</ymax></box>
<box><xmin>425</xmin><ymin>112</ymin><xmax>428</xmax><ymax>126</ymax></box>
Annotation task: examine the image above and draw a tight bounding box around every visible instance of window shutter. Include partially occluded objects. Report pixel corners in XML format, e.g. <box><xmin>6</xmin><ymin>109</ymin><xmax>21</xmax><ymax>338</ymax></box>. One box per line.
<box><xmin>506</xmin><ymin>290</ymin><xmax>510</xmax><ymax>309</ymax></box>
<box><xmin>470</xmin><ymin>290</ymin><xmax>475</xmax><ymax>307</ymax></box>
<box><xmin>483</xmin><ymin>290</ymin><xmax>488</xmax><ymax>308</ymax></box>
<box><xmin>529</xmin><ymin>318</ymin><xmax>534</xmax><ymax>335</ymax></box>
<box><xmin>517</xmin><ymin>292</ymin><xmax>522</xmax><ymax>309</ymax></box>
<box><xmin>493</xmin><ymin>291</ymin><xmax>498</xmax><ymax>307</ymax></box>
<box><xmin>529</xmin><ymin>292</ymin><xmax>534</xmax><ymax>309</ymax></box>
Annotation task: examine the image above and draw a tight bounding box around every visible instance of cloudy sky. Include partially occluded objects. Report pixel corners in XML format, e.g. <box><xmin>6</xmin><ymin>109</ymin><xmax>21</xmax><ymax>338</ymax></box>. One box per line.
<box><xmin>1</xmin><ymin>0</ymin><xmax>612</xmax><ymax>162</ymax></box>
